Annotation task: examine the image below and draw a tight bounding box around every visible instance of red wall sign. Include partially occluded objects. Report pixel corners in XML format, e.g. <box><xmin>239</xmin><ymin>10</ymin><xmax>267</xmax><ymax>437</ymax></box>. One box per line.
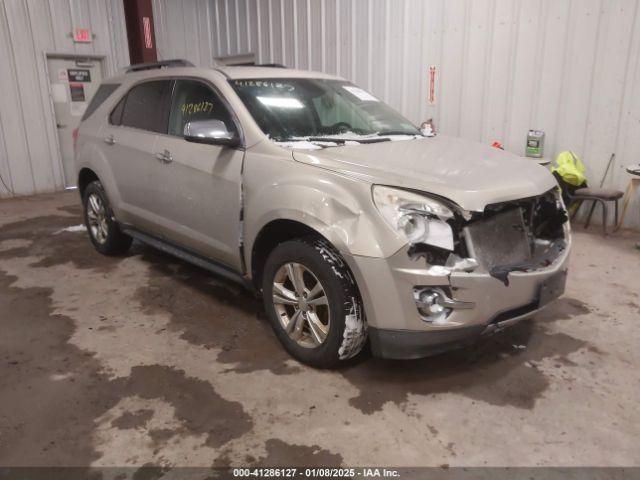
<box><xmin>143</xmin><ymin>17</ymin><xmax>153</xmax><ymax>49</ymax></box>
<box><xmin>74</xmin><ymin>28</ymin><xmax>92</xmax><ymax>43</ymax></box>
<box><xmin>428</xmin><ymin>66</ymin><xmax>437</xmax><ymax>105</ymax></box>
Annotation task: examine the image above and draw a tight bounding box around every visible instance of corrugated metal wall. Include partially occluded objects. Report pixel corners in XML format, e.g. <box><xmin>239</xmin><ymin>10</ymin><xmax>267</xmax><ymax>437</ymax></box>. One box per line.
<box><xmin>154</xmin><ymin>0</ymin><xmax>640</xmax><ymax>227</ymax></box>
<box><xmin>0</xmin><ymin>0</ymin><xmax>129</xmax><ymax>198</ymax></box>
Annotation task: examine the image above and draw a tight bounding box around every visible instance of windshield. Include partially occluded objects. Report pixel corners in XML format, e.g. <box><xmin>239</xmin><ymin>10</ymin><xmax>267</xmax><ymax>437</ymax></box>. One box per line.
<box><xmin>230</xmin><ymin>78</ymin><xmax>420</xmax><ymax>144</ymax></box>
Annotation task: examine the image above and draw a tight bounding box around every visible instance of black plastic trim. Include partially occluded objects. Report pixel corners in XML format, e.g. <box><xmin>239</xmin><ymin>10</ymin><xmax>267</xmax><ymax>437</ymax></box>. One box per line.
<box><xmin>126</xmin><ymin>59</ymin><xmax>194</xmax><ymax>73</ymax></box>
<box><xmin>368</xmin><ymin>325</ymin><xmax>485</xmax><ymax>360</ymax></box>
<box><xmin>121</xmin><ymin>226</ymin><xmax>251</xmax><ymax>290</ymax></box>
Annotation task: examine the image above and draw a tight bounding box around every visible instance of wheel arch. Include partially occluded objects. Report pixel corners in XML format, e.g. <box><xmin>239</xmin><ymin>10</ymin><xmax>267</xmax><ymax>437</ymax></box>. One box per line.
<box><xmin>78</xmin><ymin>167</ymin><xmax>99</xmax><ymax>199</ymax></box>
<box><xmin>249</xmin><ymin>218</ymin><xmax>340</xmax><ymax>291</ymax></box>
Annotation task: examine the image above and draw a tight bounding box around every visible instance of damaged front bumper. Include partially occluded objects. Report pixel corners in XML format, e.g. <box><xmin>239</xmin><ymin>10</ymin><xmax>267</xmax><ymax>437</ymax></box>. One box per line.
<box><xmin>345</xmin><ymin>194</ymin><xmax>571</xmax><ymax>360</ymax></box>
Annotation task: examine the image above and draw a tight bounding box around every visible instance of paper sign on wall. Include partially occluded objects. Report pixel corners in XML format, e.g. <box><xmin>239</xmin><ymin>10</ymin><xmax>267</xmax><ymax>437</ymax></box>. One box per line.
<box><xmin>69</xmin><ymin>83</ymin><xmax>85</xmax><ymax>102</ymax></box>
<box><xmin>67</xmin><ymin>69</ymin><xmax>91</xmax><ymax>82</ymax></box>
<box><xmin>51</xmin><ymin>84</ymin><xmax>67</xmax><ymax>103</ymax></box>
<box><xmin>57</xmin><ymin>69</ymin><xmax>68</xmax><ymax>82</ymax></box>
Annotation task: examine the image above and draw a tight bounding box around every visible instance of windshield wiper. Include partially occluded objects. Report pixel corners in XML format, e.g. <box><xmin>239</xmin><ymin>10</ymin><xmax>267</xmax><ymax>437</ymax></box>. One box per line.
<box><xmin>307</xmin><ymin>136</ymin><xmax>391</xmax><ymax>145</ymax></box>
<box><xmin>376</xmin><ymin>130</ymin><xmax>420</xmax><ymax>136</ymax></box>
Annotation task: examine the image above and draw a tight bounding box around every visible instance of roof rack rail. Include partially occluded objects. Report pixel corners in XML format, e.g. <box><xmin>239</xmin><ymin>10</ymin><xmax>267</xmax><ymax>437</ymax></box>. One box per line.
<box><xmin>255</xmin><ymin>63</ymin><xmax>287</xmax><ymax>68</ymax></box>
<box><xmin>125</xmin><ymin>59</ymin><xmax>194</xmax><ymax>73</ymax></box>
<box><xmin>230</xmin><ymin>63</ymin><xmax>287</xmax><ymax>68</ymax></box>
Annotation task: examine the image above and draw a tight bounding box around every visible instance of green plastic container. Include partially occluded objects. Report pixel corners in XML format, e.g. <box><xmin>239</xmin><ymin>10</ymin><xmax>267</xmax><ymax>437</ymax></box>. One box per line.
<box><xmin>526</xmin><ymin>130</ymin><xmax>545</xmax><ymax>158</ymax></box>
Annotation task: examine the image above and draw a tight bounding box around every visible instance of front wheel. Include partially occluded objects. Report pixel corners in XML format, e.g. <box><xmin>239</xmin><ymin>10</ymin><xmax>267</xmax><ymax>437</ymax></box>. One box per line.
<box><xmin>262</xmin><ymin>238</ymin><xmax>367</xmax><ymax>368</ymax></box>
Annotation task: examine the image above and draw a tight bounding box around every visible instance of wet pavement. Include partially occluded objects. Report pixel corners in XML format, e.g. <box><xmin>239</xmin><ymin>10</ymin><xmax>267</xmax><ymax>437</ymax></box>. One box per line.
<box><xmin>1</xmin><ymin>192</ymin><xmax>639</xmax><ymax>469</ymax></box>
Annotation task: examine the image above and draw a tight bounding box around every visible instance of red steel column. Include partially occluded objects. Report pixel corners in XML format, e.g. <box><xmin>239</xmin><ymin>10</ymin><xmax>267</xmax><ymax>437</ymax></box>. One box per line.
<box><xmin>123</xmin><ymin>0</ymin><xmax>158</xmax><ymax>64</ymax></box>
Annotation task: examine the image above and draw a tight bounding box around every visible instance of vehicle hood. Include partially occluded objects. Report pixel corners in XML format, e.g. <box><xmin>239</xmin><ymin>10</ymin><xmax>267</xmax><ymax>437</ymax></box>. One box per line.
<box><xmin>292</xmin><ymin>135</ymin><xmax>557</xmax><ymax>212</ymax></box>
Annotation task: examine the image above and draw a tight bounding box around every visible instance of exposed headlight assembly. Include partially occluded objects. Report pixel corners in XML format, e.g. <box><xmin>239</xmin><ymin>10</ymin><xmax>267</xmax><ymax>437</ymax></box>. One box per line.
<box><xmin>372</xmin><ymin>185</ymin><xmax>455</xmax><ymax>250</ymax></box>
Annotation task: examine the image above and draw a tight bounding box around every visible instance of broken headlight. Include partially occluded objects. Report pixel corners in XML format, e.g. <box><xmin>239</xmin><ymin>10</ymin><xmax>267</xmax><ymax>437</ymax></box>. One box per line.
<box><xmin>372</xmin><ymin>185</ymin><xmax>455</xmax><ymax>250</ymax></box>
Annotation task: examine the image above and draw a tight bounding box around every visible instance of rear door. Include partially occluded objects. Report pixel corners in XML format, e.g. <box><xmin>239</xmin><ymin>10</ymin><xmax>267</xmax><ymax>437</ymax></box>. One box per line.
<box><xmin>102</xmin><ymin>79</ymin><xmax>173</xmax><ymax>232</ymax></box>
<box><xmin>152</xmin><ymin>78</ymin><xmax>244</xmax><ymax>270</ymax></box>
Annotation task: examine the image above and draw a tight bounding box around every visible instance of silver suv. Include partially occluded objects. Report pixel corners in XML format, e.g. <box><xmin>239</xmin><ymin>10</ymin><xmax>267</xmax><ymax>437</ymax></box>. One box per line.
<box><xmin>75</xmin><ymin>59</ymin><xmax>570</xmax><ymax>368</ymax></box>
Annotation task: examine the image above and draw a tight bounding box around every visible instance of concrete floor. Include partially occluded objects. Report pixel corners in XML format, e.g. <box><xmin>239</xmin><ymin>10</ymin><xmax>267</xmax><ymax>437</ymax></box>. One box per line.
<box><xmin>0</xmin><ymin>191</ymin><xmax>639</xmax><ymax>469</ymax></box>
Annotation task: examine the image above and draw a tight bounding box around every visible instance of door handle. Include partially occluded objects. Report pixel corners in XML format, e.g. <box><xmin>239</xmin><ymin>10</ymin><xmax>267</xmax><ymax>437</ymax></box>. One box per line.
<box><xmin>56</xmin><ymin>123</ymin><xmax>67</xmax><ymax>129</ymax></box>
<box><xmin>104</xmin><ymin>135</ymin><xmax>115</xmax><ymax>145</ymax></box>
<box><xmin>155</xmin><ymin>149</ymin><xmax>173</xmax><ymax>163</ymax></box>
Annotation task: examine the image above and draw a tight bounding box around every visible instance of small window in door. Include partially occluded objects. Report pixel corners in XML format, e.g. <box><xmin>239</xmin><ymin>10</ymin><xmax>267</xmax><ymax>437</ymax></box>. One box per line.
<box><xmin>120</xmin><ymin>80</ymin><xmax>172</xmax><ymax>133</ymax></box>
<box><xmin>168</xmin><ymin>80</ymin><xmax>237</xmax><ymax>137</ymax></box>
<box><xmin>109</xmin><ymin>96</ymin><xmax>126</xmax><ymax>126</ymax></box>
<box><xmin>82</xmin><ymin>83</ymin><xmax>120</xmax><ymax>121</ymax></box>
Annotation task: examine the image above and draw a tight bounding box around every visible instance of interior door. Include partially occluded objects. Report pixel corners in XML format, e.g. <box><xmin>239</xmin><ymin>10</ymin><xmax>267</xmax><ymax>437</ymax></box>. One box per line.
<box><xmin>47</xmin><ymin>56</ymin><xmax>103</xmax><ymax>186</ymax></box>
<box><xmin>152</xmin><ymin>79</ymin><xmax>244</xmax><ymax>270</ymax></box>
<box><xmin>102</xmin><ymin>79</ymin><xmax>172</xmax><ymax>233</ymax></box>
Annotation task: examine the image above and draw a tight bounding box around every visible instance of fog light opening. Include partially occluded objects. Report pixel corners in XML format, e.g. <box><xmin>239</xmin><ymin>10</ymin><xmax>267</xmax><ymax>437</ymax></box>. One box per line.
<box><xmin>420</xmin><ymin>291</ymin><xmax>445</xmax><ymax>315</ymax></box>
<box><xmin>414</xmin><ymin>288</ymin><xmax>451</xmax><ymax>323</ymax></box>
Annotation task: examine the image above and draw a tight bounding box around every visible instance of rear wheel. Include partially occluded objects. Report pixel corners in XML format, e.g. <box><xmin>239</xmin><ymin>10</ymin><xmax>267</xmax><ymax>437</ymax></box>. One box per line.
<box><xmin>262</xmin><ymin>238</ymin><xmax>367</xmax><ymax>368</ymax></box>
<box><xmin>82</xmin><ymin>180</ymin><xmax>132</xmax><ymax>255</ymax></box>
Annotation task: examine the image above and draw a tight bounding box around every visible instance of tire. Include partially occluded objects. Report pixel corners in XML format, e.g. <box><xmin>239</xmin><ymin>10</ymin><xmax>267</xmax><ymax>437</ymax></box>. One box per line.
<box><xmin>261</xmin><ymin>237</ymin><xmax>367</xmax><ymax>368</ymax></box>
<box><xmin>82</xmin><ymin>180</ymin><xmax>132</xmax><ymax>255</ymax></box>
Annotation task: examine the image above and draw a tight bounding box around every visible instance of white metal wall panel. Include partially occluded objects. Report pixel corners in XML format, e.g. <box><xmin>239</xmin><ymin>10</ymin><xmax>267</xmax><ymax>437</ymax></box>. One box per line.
<box><xmin>0</xmin><ymin>0</ymin><xmax>637</xmax><ymax>227</ymax></box>
<box><xmin>0</xmin><ymin>1</ymin><xmax>36</xmax><ymax>196</ymax></box>
<box><xmin>9</xmin><ymin>0</ymin><xmax>60</xmax><ymax>193</ymax></box>
<box><xmin>154</xmin><ymin>0</ymin><xmax>640</xmax><ymax>226</ymax></box>
<box><xmin>0</xmin><ymin>0</ymin><xmax>605</xmax><ymax>229</ymax></box>
<box><xmin>458</xmin><ymin>0</ymin><xmax>490</xmax><ymax>141</ymax></box>
<box><xmin>612</xmin><ymin>1</ymin><xmax>640</xmax><ymax>224</ymax></box>
<box><xmin>308</xmin><ymin>0</ymin><xmax>322</xmax><ymax>70</ymax></box>
<box><xmin>0</xmin><ymin>0</ymin><xmax>130</xmax><ymax>198</ymax></box>
<box><xmin>247</xmin><ymin>0</ymin><xmax>260</xmax><ymax>63</ymax></box>
<box><xmin>27</xmin><ymin>0</ymin><xmax>65</xmax><ymax>194</ymax></box>
<box><xmin>438</xmin><ymin>0</ymin><xmax>466</xmax><ymax>137</ymax></box>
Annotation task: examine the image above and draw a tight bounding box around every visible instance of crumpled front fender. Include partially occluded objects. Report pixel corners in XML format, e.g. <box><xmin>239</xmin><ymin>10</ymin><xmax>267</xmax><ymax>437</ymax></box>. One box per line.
<box><xmin>243</xmin><ymin>152</ymin><xmax>405</xmax><ymax>275</ymax></box>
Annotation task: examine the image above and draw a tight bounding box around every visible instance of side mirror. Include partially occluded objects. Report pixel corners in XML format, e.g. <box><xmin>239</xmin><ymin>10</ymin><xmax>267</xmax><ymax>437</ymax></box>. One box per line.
<box><xmin>183</xmin><ymin>119</ymin><xmax>240</xmax><ymax>147</ymax></box>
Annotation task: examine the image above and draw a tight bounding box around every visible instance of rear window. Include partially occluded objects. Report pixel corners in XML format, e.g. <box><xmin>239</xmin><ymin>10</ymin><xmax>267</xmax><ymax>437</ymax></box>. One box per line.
<box><xmin>119</xmin><ymin>80</ymin><xmax>173</xmax><ymax>133</ymax></box>
<box><xmin>81</xmin><ymin>83</ymin><xmax>120</xmax><ymax>121</ymax></box>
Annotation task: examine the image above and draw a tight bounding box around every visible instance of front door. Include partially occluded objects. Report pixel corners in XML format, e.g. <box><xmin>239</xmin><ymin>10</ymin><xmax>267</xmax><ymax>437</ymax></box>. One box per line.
<box><xmin>47</xmin><ymin>56</ymin><xmax>103</xmax><ymax>186</ymax></box>
<box><xmin>152</xmin><ymin>79</ymin><xmax>244</xmax><ymax>270</ymax></box>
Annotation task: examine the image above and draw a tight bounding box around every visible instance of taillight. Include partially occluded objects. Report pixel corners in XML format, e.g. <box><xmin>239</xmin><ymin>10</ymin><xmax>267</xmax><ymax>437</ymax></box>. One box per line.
<box><xmin>72</xmin><ymin>127</ymin><xmax>79</xmax><ymax>151</ymax></box>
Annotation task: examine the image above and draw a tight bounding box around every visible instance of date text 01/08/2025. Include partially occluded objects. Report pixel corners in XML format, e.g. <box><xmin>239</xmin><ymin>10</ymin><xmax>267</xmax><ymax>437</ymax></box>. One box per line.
<box><xmin>232</xmin><ymin>468</ymin><xmax>401</xmax><ymax>478</ymax></box>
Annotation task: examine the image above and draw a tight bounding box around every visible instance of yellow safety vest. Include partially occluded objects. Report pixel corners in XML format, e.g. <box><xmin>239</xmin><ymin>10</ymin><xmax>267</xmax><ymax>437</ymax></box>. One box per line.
<box><xmin>551</xmin><ymin>151</ymin><xmax>587</xmax><ymax>187</ymax></box>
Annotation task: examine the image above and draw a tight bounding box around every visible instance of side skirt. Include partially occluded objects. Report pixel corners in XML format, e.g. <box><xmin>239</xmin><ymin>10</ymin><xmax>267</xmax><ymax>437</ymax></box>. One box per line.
<box><xmin>121</xmin><ymin>226</ymin><xmax>252</xmax><ymax>291</ymax></box>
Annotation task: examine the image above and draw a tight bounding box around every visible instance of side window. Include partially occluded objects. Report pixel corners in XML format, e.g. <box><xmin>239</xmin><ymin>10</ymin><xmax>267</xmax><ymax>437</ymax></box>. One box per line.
<box><xmin>120</xmin><ymin>80</ymin><xmax>173</xmax><ymax>133</ymax></box>
<box><xmin>168</xmin><ymin>80</ymin><xmax>237</xmax><ymax>137</ymax></box>
<box><xmin>109</xmin><ymin>96</ymin><xmax>126</xmax><ymax>126</ymax></box>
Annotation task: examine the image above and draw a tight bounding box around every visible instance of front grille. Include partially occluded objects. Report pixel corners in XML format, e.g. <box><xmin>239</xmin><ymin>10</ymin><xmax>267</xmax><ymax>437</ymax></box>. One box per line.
<box><xmin>458</xmin><ymin>189</ymin><xmax>567</xmax><ymax>272</ymax></box>
<box><xmin>463</xmin><ymin>207</ymin><xmax>531</xmax><ymax>270</ymax></box>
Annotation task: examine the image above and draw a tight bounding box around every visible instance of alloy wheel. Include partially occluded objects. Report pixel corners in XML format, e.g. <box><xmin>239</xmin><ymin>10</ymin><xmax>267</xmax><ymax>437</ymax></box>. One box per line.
<box><xmin>272</xmin><ymin>262</ymin><xmax>330</xmax><ymax>348</ymax></box>
<box><xmin>86</xmin><ymin>193</ymin><xmax>108</xmax><ymax>244</ymax></box>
